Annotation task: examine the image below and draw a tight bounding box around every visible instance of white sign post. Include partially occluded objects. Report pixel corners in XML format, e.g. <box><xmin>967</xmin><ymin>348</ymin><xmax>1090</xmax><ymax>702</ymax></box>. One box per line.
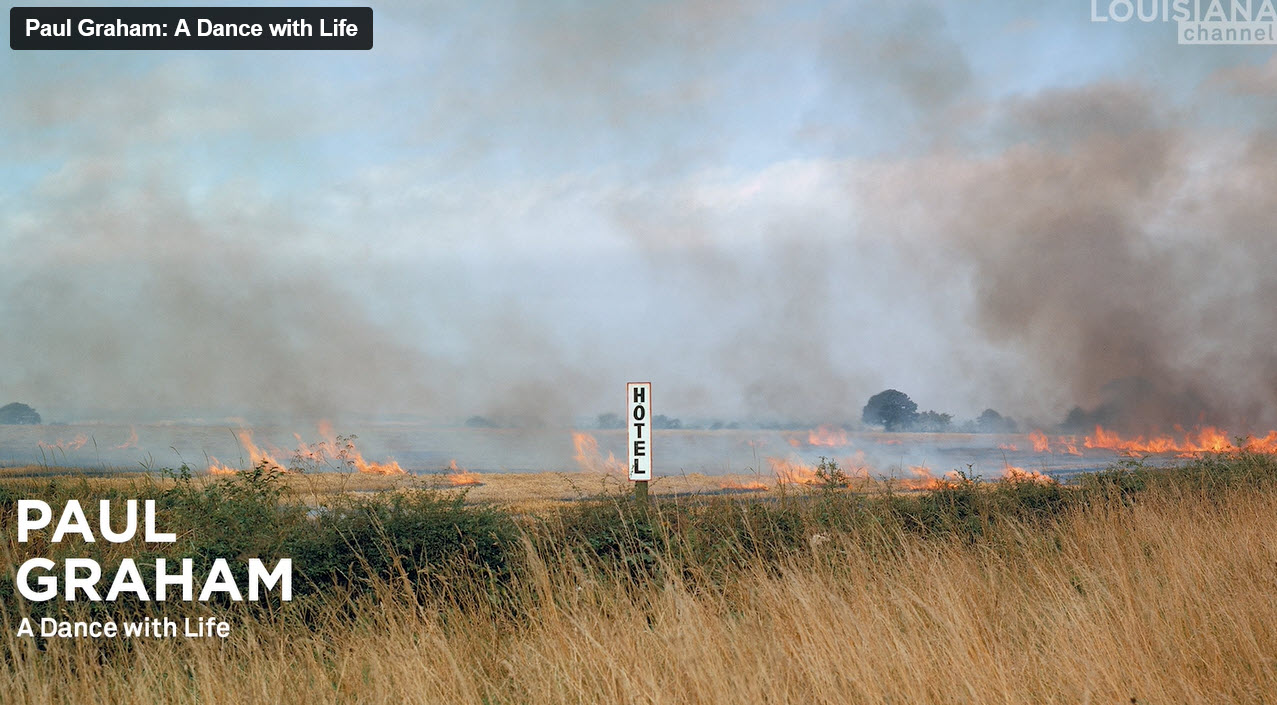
<box><xmin>627</xmin><ymin>382</ymin><xmax>652</xmax><ymax>498</ymax></box>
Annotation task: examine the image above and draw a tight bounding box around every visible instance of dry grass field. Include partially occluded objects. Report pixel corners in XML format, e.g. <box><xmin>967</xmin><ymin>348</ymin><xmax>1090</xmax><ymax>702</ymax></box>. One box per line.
<box><xmin>2</xmin><ymin>457</ymin><xmax>1275</xmax><ymax>703</ymax></box>
<box><xmin>0</xmin><ymin>464</ymin><xmax>911</xmax><ymax>512</ymax></box>
<box><xmin>0</xmin><ymin>465</ymin><xmax>783</xmax><ymax>514</ymax></box>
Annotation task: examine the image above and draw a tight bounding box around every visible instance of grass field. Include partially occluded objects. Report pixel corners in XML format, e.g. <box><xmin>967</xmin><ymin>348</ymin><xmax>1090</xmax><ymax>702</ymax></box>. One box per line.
<box><xmin>2</xmin><ymin>453</ymin><xmax>1275</xmax><ymax>703</ymax></box>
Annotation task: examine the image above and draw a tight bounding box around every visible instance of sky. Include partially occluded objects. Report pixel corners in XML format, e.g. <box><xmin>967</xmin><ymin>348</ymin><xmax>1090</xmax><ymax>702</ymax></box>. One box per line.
<box><xmin>3</xmin><ymin>1</ymin><xmax>1277</xmax><ymax>431</ymax></box>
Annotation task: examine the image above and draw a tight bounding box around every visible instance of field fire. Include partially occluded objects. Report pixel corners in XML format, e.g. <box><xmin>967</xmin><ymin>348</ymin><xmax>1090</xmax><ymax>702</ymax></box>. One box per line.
<box><xmin>7</xmin><ymin>421</ymin><xmax>1277</xmax><ymax>487</ymax></box>
<box><xmin>443</xmin><ymin>459</ymin><xmax>483</xmax><ymax>486</ymax></box>
<box><xmin>203</xmin><ymin>423</ymin><xmax>406</xmax><ymax>476</ymax></box>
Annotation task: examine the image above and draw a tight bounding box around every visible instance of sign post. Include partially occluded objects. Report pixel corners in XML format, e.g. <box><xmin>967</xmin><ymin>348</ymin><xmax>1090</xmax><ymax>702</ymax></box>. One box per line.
<box><xmin>627</xmin><ymin>382</ymin><xmax>652</xmax><ymax>503</ymax></box>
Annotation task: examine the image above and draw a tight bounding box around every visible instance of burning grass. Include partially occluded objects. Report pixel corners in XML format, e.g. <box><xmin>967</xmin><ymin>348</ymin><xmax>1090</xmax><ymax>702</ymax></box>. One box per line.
<box><xmin>571</xmin><ymin>431</ymin><xmax>627</xmax><ymax>475</ymax></box>
<box><xmin>3</xmin><ymin>451</ymin><xmax>1277</xmax><ymax>702</ymax></box>
<box><xmin>442</xmin><ymin>459</ymin><xmax>483</xmax><ymax>487</ymax></box>
<box><xmin>204</xmin><ymin>423</ymin><xmax>407</xmax><ymax>476</ymax></box>
<box><xmin>1022</xmin><ymin>424</ymin><xmax>1277</xmax><ymax>458</ymax></box>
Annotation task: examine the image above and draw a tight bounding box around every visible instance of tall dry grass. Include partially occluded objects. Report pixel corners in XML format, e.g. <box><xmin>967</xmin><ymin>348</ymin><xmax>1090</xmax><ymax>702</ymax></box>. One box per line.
<box><xmin>3</xmin><ymin>481</ymin><xmax>1275</xmax><ymax>704</ymax></box>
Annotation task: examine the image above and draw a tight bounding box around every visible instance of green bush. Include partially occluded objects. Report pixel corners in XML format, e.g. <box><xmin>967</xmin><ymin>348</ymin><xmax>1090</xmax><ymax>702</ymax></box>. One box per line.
<box><xmin>883</xmin><ymin>471</ymin><xmax>987</xmax><ymax>540</ymax></box>
<box><xmin>661</xmin><ymin>498</ymin><xmax>806</xmax><ymax>580</ymax></box>
<box><xmin>158</xmin><ymin>463</ymin><xmax>306</xmax><ymax>605</ymax></box>
<box><xmin>284</xmin><ymin>489</ymin><xmax>517</xmax><ymax>601</ymax></box>
<box><xmin>989</xmin><ymin>475</ymin><xmax>1074</xmax><ymax>522</ymax></box>
<box><xmin>540</xmin><ymin>497</ymin><xmax>664</xmax><ymax>583</ymax></box>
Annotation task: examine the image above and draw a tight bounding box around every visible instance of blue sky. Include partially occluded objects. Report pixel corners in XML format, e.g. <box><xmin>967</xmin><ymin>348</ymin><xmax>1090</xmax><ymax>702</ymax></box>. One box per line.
<box><xmin>3</xmin><ymin>1</ymin><xmax>1277</xmax><ymax>430</ymax></box>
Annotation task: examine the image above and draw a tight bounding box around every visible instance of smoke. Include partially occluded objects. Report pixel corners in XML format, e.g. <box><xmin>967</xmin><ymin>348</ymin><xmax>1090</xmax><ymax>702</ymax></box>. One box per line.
<box><xmin>851</xmin><ymin>80</ymin><xmax>1277</xmax><ymax>431</ymax></box>
<box><xmin>0</xmin><ymin>169</ymin><xmax>448</xmax><ymax>422</ymax></box>
<box><xmin>5</xmin><ymin>4</ymin><xmax>1277</xmax><ymax>433</ymax></box>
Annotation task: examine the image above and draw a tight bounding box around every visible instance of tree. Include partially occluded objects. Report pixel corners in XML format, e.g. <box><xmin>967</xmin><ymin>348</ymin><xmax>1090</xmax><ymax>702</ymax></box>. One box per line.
<box><xmin>861</xmin><ymin>390</ymin><xmax>919</xmax><ymax>432</ymax></box>
<box><xmin>0</xmin><ymin>402</ymin><xmax>41</xmax><ymax>425</ymax></box>
<box><xmin>653</xmin><ymin>414</ymin><xmax>682</xmax><ymax>430</ymax></box>
<box><xmin>975</xmin><ymin>408</ymin><xmax>1018</xmax><ymax>433</ymax></box>
<box><xmin>915</xmin><ymin>410</ymin><xmax>953</xmax><ymax>432</ymax></box>
<box><xmin>595</xmin><ymin>413</ymin><xmax>623</xmax><ymax>429</ymax></box>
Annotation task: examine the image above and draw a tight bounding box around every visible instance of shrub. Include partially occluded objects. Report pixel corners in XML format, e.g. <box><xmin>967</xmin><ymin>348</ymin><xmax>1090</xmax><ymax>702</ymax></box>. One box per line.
<box><xmin>285</xmin><ymin>489</ymin><xmax>517</xmax><ymax>601</ymax></box>
<box><xmin>539</xmin><ymin>496</ymin><xmax>664</xmax><ymax>583</ymax></box>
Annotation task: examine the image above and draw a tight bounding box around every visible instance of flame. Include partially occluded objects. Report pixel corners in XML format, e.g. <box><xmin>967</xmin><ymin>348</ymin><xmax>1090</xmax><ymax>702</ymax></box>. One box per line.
<box><xmin>1029</xmin><ymin>430</ymin><xmax>1050</xmax><ymax>453</ymax></box>
<box><xmin>998</xmin><ymin>442</ymin><xmax>1019</xmax><ymax>451</ymax></box>
<box><xmin>899</xmin><ymin>467</ymin><xmax>960</xmax><ymax>490</ymax></box>
<box><xmin>38</xmin><ymin>434</ymin><xmax>88</xmax><ymax>452</ymax></box>
<box><xmin>350</xmin><ymin>456</ymin><xmax>406</xmax><ymax>475</ymax></box>
<box><xmin>806</xmin><ymin>425</ymin><xmax>849</xmax><ymax>447</ymax></box>
<box><xmin>1025</xmin><ymin>425</ymin><xmax>1277</xmax><ymax>457</ymax></box>
<box><xmin>202</xmin><ymin>429</ymin><xmax>286</xmax><ymax>474</ymax></box>
<box><xmin>768</xmin><ymin>457</ymin><xmax>817</xmax><ymax>485</ymax></box>
<box><xmin>720</xmin><ymin>479</ymin><xmax>769</xmax><ymax>491</ymax></box>
<box><xmin>114</xmin><ymin>426</ymin><xmax>139</xmax><ymax>450</ymax></box>
<box><xmin>903</xmin><ymin>465</ymin><xmax>938</xmax><ymax>490</ymax></box>
<box><xmin>1002</xmin><ymin>466</ymin><xmax>1056</xmax><ymax>484</ymax></box>
<box><xmin>207</xmin><ymin>461</ymin><xmax>237</xmax><ymax>476</ymax></box>
<box><xmin>444</xmin><ymin>459</ymin><xmax>482</xmax><ymax>486</ymax></box>
<box><xmin>1081</xmin><ymin>425</ymin><xmax>1276</xmax><ymax>456</ymax></box>
<box><xmin>784</xmin><ymin>425</ymin><xmax>848</xmax><ymax>448</ymax></box>
<box><xmin>307</xmin><ymin>422</ymin><xmax>406</xmax><ymax>475</ymax></box>
<box><xmin>1027</xmin><ymin>430</ymin><xmax>1083</xmax><ymax>455</ymax></box>
<box><xmin>205</xmin><ymin>425</ymin><xmax>405</xmax><ymax>476</ymax></box>
<box><xmin>571</xmin><ymin>432</ymin><xmax>626</xmax><ymax>475</ymax></box>
<box><xmin>237</xmin><ymin>429</ymin><xmax>285</xmax><ymax>471</ymax></box>
<box><xmin>205</xmin><ymin>429</ymin><xmax>286</xmax><ymax>475</ymax></box>
<box><xmin>767</xmin><ymin>453</ymin><xmax>870</xmax><ymax>486</ymax></box>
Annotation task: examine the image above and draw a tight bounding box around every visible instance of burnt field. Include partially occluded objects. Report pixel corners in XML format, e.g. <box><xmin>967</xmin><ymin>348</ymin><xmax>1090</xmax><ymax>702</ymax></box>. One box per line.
<box><xmin>2</xmin><ymin>422</ymin><xmax>1256</xmax><ymax>488</ymax></box>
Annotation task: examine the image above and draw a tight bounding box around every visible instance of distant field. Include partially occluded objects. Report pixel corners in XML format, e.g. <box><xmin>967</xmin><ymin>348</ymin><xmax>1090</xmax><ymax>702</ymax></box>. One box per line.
<box><xmin>0</xmin><ymin>464</ymin><xmax>933</xmax><ymax>512</ymax></box>
<box><xmin>0</xmin><ymin>423</ymin><xmax>1122</xmax><ymax>478</ymax></box>
<box><xmin>0</xmin><ymin>465</ymin><xmax>779</xmax><ymax>512</ymax></box>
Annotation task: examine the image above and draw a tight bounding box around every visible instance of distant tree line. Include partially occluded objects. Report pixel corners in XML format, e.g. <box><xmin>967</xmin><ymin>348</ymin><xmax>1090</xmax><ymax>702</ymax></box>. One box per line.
<box><xmin>584</xmin><ymin>389</ymin><xmax>1017</xmax><ymax>434</ymax></box>
<box><xmin>596</xmin><ymin>413</ymin><xmax>683</xmax><ymax>430</ymax></box>
<box><xmin>0</xmin><ymin>402</ymin><xmax>41</xmax><ymax>425</ymax></box>
<box><xmin>861</xmin><ymin>389</ymin><xmax>1017</xmax><ymax>433</ymax></box>
<box><xmin>462</xmin><ymin>390</ymin><xmax>1023</xmax><ymax>433</ymax></box>
<box><xmin>584</xmin><ymin>389</ymin><xmax>1022</xmax><ymax>434</ymax></box>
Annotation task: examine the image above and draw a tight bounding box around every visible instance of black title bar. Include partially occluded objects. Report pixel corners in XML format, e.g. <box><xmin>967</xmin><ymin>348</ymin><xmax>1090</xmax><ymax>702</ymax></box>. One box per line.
<box><xmin>11</xmin><ymin>6</ymin><xmax>373</xmax><ymax>50</ymax></box>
